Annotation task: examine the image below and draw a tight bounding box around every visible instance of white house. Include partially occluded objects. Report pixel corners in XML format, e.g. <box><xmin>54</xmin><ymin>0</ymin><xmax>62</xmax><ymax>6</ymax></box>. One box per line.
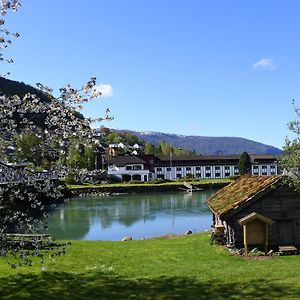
<box><xmin>107</xmin><ymin>156</ymin><xmax>150</xmax><ymax>181</ymax></box>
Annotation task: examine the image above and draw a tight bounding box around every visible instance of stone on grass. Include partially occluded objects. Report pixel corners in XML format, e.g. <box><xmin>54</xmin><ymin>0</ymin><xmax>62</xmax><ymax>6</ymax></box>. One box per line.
<box><xmin>122</xmin><ymin>236</ymin><xmax>133</xmax><ymax>241</ymax></box>
<box><xmin>185</xmin><ymin>230</ymin><xmax>193</xmax><ymax>235</ymax></box>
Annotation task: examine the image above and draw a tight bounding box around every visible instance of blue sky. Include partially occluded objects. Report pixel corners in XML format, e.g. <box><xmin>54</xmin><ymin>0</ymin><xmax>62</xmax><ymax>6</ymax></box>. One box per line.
<box><xmin>3</xmin><ymin>0</ymin><xmax>300</xmax><ymax>149</ymax></box>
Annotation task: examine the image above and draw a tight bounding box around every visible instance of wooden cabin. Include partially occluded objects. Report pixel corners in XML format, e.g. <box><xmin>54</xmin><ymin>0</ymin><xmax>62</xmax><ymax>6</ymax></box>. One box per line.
<box><xmin>207</xmin><ymin>175</ymin><xmax>300</xmax><ymax>252</ymax></box>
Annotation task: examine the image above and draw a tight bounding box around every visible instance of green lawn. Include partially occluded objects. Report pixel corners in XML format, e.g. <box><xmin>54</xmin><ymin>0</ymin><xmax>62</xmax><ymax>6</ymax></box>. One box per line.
<box><xmin>1</xmin><ymin>233</ymin><xmax>300</xmax><ymax>299</ymax></box>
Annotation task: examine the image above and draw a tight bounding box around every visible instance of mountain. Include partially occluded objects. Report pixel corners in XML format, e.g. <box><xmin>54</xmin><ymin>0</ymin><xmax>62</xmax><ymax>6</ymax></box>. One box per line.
<box><xmin>112</xmin><ymin>129</ymin><xmax>282</xmax><ymax>156</ymax></box>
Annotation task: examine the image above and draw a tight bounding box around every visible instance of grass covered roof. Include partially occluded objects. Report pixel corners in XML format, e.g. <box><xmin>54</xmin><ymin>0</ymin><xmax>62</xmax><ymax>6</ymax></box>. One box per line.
<box><xmin>207</xmin><ymin>175</ymin><xmax>282</xmax><ymax>218</ymax></box>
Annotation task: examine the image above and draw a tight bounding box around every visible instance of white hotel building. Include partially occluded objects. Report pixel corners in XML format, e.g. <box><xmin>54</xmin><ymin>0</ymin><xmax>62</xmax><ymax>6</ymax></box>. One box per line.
<box><xmin>107</xmin><ymin>154</ymin><xmax>279</xmax><ymax>181</ymax></box>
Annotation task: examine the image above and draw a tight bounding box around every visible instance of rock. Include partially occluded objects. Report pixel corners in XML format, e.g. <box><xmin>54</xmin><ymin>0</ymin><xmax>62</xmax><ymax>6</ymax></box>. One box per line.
<box><xmin>267</xmin><ymin>250</ymin><xmax>274</xmax><ymax>256</ymax></box>
<box><xmin>250</xmin><ymin>248</ymin><xmax>258</xmax><ymax>253</ymax></box>
<box><xmin>121</xmin><ymin>236</ymin><xmax>132</xmax><ymax>241</ymax></box>
<box><xmin>185</xmin><ymin>230</ymin><xmax>193</xmax><ymax>235</ymax></box>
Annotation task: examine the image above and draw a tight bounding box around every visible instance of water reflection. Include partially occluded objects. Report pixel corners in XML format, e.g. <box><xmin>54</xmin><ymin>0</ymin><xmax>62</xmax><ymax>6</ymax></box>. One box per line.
<box><xmin>46</xmin><ymin>190</ymin><xmax>216</xmax><ymax>241</ymax></box>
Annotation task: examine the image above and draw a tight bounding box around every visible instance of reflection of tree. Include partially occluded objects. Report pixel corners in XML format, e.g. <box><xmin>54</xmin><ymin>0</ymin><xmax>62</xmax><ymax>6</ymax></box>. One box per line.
<box><xmin>47</xmin><ymin>204</ymin><xmax>91</xmax><ymax>240</ymax></box>
<box><xmin>46</xmin><ymin>191</ymin><xmax>217</xmax><ymax>239</ymax></box>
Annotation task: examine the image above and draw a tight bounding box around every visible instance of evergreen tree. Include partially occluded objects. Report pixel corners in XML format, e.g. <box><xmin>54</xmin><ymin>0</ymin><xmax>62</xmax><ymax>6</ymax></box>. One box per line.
<box><xmin>238</xmin><ymin>151</ymin><xmax>251</xmax><ymax>175</ymax></box>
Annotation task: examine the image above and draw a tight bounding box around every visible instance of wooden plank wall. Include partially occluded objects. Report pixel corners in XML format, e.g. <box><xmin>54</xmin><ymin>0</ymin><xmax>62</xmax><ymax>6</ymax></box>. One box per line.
<box><xmin>225</xmin><ymin>187</ymin><xmax>300</xmax><ymax>247</ymax></box>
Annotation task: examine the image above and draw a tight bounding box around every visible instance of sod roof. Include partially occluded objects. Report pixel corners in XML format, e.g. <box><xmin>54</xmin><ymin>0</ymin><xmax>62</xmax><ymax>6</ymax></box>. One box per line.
<box><xmin>207</xmin><ymin>175</ymin><xmax>282</xmax><ymax>218</ymax></box>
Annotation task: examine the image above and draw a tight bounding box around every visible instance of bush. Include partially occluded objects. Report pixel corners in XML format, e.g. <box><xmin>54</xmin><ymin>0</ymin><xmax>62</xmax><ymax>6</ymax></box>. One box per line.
<box><xmin>228</xmin><ymin>175</ymin><xmax>241</xmax><ymax>180</ymax></box>
<box><xmin>64</xmin><ymin>172</ymin><xmax>76</xmax><ymax>184</ymax></box>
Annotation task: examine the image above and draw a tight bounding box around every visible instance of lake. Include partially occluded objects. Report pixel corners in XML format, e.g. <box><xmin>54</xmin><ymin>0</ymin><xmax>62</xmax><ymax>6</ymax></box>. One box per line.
<box><xmin>46</xmin><ymin>190</ymin><xmax>217</xmax><ymax>241</ymax></box>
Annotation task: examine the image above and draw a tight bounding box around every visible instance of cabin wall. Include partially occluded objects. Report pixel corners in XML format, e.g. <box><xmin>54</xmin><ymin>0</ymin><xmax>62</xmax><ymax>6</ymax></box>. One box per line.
<box><xmin>225</xmin><ymin>187</ymin><xmax>300</xmax><ymax>248</ymax></box>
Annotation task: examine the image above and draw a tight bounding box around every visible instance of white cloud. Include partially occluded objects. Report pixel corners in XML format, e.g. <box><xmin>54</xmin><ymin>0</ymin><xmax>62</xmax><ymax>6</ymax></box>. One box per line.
<box><xmin>253</xmin><ymin>58</ymin><xmax>277</xmax><ymax>70</ymax></box>
<box><xmin>95</xmin><ymin>83</ymin><xmax>113</xmax><ymax>97</ymax></box>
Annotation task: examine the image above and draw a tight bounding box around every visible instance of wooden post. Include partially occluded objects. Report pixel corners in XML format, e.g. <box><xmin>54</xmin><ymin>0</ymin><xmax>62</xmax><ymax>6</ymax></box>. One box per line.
<box><xmin>265</xmin><ymin>223</ymin><xmax>268</xmax><ymax>255</ymax></box>
<box><xmin>243</xmin><ymin>224</ymin><xmax>248</xmax><ymax>255</ymax></box>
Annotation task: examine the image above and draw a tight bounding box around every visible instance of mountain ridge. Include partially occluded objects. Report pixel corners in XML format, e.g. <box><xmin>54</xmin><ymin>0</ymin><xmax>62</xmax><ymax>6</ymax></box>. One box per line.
<box><xmin>110</xmin><ymin>128</ymin><xmax>282</xmax><ymax>156</ymax></box>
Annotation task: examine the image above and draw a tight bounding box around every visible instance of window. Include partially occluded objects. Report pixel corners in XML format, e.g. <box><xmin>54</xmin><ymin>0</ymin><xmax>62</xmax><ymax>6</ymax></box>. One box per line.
<box><xmin>225</xmin><ymin>166</ymin><xmax>230</xmax><ymax>171</ymax></box>
<box><xmin>157</xmin><ymin>174</ymin><xmax>165</xmax><ymax>179</ymax></box>
<box><xmin>215</xmin><ymin>172</ymin><xmax>220</xmax><ymax>177</ymax></box>
<box><xmin>177</xmin><ymin>174</ymin><xmax>182</xmax><ymax>179</ymax></box>
<box><xmin>133</xmin><ymin>165</ymin><xmax>142</xmax><ymax>170</ymax></box>
<box><xmin>126</xmin><ymin>166</ymin><xmax>132</xmax><ymax>170</ymax></box>
<box><xmin>166</xmin><ymin>167</ymin><xmax>171</xmax><ymax>172</ymax></box>
<box><xmin>196</xmin><ymin>173</ymin><xmax>201</xmax><ymax>178</ymax></box>
<box><xmin>156</xmin><ymin>167</ymin><xmax>162</xmax><ymax>172</ymax></box>
<box><xmin>225</xmin><ymin>172</ymin><xmax>230</xmax><ymax>177</ymax></box>
<box><xmin>262</xmin><ymin>172</ymin><xmax>267</xmax><ymax>175</ymax></box>
<box><xmin>253</xmin><ymin>165</ymin><xmax>258</xmax><ymax>170</ymax></box>
<box><xmin>215</xmin><ymin>166</ymin><xmax>220</xmax><ymax>170</ymax></box>
<box><xmin>234</xmin><ymin>165</ymin><xmax>238</xmax><ymax>170</ymax></box>
<box><xmin>271</xmin><ymin>172</ymin><xmax>276</xmax><ymax>175</ymax></box>
<box><xmin>196</xmin><ymin>167</ymin><xmax>201</xmax><ymax>171</ymax></box>
<box><xmin>205</xmin><ymin>166</ymin><xmax>211</xmax><ymax>171</ymax></box>
<box><xmin>270</xmin><ymin>165</ymin><xmax>276</xmax><ymax>170</ymax></box>
<box><xmin>186</xmin><ymin>167</ymin><xmax>191</xmax><ymax>171</ymax></box>
<box><xmin>176</xmin><ymin>167</ymin><xmax>182</xmax><ymax>172</ymax></box>
<box><xmin>262</xmin><ymin>165</ymin><xmax>267</xmax><ymax>169</ymax></box>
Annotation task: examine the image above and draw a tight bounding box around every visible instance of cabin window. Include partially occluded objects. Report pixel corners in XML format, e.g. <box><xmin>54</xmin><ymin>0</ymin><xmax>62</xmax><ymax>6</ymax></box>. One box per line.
<box><xmin>270</xmin><ymin>165</ymin><xmax>276</xmax><ymax>169</ymax></box>
<box><xmin>156</xmin><ymin>167</ymin><xmax>162</xmax><ymax>172</ymax></box>
<box><xmin>205</xmin><ymin>166</ymin><xmax>211</xmax><ymax>171</ymax></box>
<box><xmin>176</xmin><ymin>167</ymin><xmax>182</xmax><ymax>172</ymax></box>
<box><xmin>205</xmin><ymin>173</ymin><xmax>211</xmax><ymax>178</ymax></box>
<box><xmin>126</xmin><ymin>166</ymin><xmax>132</xmax><ymax>170</ymax></box>
<box><xmin>225</xmin><ymin>166</ymin><xmax>230</xmax><ymax>170</ymax></box>
<box><xmin>215</xmin><ymin>172</ymin><xmax>220</xmax><ymax>178</ymax></box>
<box><xmin>253</xmin><ymin>165</ymin><xmax>259</xmax><ymax>170</ymax></box>
<box><xmin>215</xmin><ymin>166</ymin><xmax>220</xmax><ymax>170</ymax></box>
<box><xmin>196</xmin><ymin>167</ymin><xmax>201</xmax><ymax>171</ymax></box>
<box><xmin>225</xmin><ymin>172</ymin><xmax>230</xmax><ymax>177</ymax></box>
<box><xmin>186</xmin><ymin>167</ymin><xmax>191</xmax><ymax>171</ymax></box>
<box><xmin>166</xmin><ymin>167</ymin><xmax>171</xmax><ymax>171</ymax></box>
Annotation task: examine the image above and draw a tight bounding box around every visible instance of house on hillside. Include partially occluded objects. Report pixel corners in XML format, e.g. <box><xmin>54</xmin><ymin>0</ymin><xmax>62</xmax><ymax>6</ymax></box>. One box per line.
<box><xmin>207</xmin><ymin>175</ymin><xmax>300</xmax><ymax>253</ymax></box>
<box><xmin>107</xmin><ymin>156</ymin><xmax>151</xmax><ymax>181</ymax></box>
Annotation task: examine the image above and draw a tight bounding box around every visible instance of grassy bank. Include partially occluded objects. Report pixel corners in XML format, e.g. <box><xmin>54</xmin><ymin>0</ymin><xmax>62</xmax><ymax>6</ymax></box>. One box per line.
<box><xmin>68</xmin><ymin>178</ymin><xmax>231</xmax><ymax>189</ymax></box>
<box><xmin>1</xmin><ymin>233</ymin><xmax>300</xmax><ymax>299</ymax></box>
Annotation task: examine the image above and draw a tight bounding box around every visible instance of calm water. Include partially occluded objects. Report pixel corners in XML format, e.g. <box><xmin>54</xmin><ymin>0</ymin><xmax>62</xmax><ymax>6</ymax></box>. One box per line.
<box><xmin>46</xmin><ymin>190</ymin><xmax>216</xmax><ymax>241</ymax></box>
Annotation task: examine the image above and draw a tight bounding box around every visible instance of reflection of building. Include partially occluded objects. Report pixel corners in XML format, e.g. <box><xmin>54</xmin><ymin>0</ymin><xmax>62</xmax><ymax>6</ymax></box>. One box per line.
<box><xmin>107</xmin><ymin>156</ymin><xmax>151</xmax><ymax>181</ymax></box>
<box><xmin>107</xmin><ymin>154</ymin><xmax>279</xmax><ymax>181</ymax></box>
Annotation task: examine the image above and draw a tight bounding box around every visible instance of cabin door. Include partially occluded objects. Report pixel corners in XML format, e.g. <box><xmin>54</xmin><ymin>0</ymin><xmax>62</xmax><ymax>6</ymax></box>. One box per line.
<box><xmin>275</xmin><ymin>220</ymin><xmax>294</xmax><ymax>245</ymax></box>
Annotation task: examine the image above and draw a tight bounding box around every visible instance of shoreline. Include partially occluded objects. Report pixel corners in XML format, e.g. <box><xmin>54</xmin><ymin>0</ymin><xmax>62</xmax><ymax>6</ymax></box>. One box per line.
<box><xmin>68</xmin><ymin>181</ymin><xmax>229</xmax><ymax>197</ymax></box>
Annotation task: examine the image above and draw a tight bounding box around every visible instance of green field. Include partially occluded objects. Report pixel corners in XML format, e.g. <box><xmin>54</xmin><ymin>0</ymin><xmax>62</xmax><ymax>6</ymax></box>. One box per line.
<box><xmin>1</xmin><ymin>233</ymin><xmax>300</xmax><ymax>299</ymax></box>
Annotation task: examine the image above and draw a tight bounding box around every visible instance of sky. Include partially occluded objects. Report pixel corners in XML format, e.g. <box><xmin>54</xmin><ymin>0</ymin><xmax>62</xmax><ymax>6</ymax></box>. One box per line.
<box><xmin>3</xmin><ymin>0</ymin><xmax>300</xmax><ymax>149</ymax></box>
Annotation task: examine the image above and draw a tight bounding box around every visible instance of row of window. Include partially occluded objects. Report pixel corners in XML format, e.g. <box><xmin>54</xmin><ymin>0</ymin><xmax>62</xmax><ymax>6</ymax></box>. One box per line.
<box><xmin>156</xmin><ymin>166</ymin><xmax>239</xmax><ymax>172</ymax></box>
<box><xmin>126</xmin><ymin>165</ymin><xmax>142</xmax><ymax>170</ymax></box>
<box><xmin>157</xmin><ymin>165</ymin><xmax>277</xmax><ymax>172</ymax></box>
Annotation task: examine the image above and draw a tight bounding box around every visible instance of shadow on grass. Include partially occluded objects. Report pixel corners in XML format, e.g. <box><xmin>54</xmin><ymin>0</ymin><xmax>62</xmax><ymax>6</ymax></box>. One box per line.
<box><xmin>1</xmin><ymin>271</ymin><xmax>300</xmax><ymax>300</ymax></box>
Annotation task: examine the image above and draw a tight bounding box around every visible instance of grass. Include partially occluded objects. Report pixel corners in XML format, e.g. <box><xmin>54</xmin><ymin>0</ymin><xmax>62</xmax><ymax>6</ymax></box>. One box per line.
<box><xmin>67</xmin><ymin>178</ymin><xmax>231</xmax><ymax>189</ymax></box>
<box><xmin>1</xmin><ymin>233</ymin><xmax>300</xmax><ymax>299</ymax></box>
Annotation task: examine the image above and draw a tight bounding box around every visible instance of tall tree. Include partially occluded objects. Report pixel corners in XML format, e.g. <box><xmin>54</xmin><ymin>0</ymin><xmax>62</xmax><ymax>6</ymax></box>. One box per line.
<box><xmin>0</xmin><ymin>0</ymin><xmax>112</xmax><ymax>265</ymax></box>
<box><xmin>238</xmin><ymin>151</ymin><xmax>251</xmax><ymax>175</ymax></box>
<box><xmin>280</xmin><ymin>101</ymin><xmax>300</xmax><ymax>189</ymax></box>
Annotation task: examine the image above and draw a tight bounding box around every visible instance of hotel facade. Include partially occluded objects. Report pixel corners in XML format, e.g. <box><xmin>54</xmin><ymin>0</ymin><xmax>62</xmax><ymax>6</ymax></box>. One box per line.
<box><xmin>107</xmin><ymin>154</ymin><xmax>279</xmax><ymax>182</ymax></box>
